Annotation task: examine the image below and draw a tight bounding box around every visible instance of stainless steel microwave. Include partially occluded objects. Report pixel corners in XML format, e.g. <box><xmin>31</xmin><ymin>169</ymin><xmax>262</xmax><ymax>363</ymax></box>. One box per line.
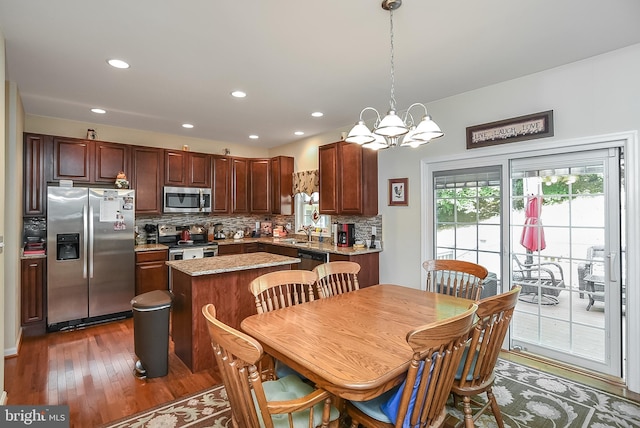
<box><xmin>163</xmin><ymin>186</ymin><xmax>212</xmax><ymax>213</ymax></box>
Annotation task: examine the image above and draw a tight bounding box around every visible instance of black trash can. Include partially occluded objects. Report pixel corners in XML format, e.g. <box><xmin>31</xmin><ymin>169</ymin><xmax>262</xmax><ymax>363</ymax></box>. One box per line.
<box><xmin>131</xmin><ymin>290</ymin><xmax>173</xmax><ymax>379</ymax></box>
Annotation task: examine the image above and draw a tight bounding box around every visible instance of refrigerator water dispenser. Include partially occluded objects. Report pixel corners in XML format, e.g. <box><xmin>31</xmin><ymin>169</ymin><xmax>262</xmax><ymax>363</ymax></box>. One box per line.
<box><xmin>56</xmin><ymin>233</ymin><xmax>79</xmax><ymax>260</ymax></box>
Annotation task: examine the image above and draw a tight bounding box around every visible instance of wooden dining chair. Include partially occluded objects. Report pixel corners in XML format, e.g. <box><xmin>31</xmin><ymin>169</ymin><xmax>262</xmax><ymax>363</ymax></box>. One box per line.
<box><xmin>249</xmin><ymin>270</ymin><xmax>318</xmax><ymax>379</ymax></box>
<box><xmin>313</xmin><ymin>261</ymin><xmax>361</xmax><ymax>298</ymax></box>
<box><xmin>451</xmin><ymin>285</ymin><xmax>521</xmax><ymax>428</ymax></box>
<box><xmin>202</xmin><ymin>304</ymin><xmax>340</xmax><ymax>428</ymax></box>
<box><xmin>423</xmin><ymin>259</ymin><xmax>489</xmax><ymax>301</ymax></box>
<box><xmin>345</xmin><ymin>303</ymin><xmax>478</xmax><ymax>428</ymax></box>
<box><xmin>249</xmin><ymin>270</ymin><xmax>318</xmax><ymax>313</ymax></box>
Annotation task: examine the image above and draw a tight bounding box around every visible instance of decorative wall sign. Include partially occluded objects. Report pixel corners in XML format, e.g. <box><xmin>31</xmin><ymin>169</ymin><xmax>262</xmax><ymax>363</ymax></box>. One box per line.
<box><xmin>466</xmin><ymin>110</ymin><xmax>554</xmax><ymax>149</ymax></box>
<box><xmin>388</xmin><ymin>178</ymin><xmax>408</xmax><ymax>206</ymax></box>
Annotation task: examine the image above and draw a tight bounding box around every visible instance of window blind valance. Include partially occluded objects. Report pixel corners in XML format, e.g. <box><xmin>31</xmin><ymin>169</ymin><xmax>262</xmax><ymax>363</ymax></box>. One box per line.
<box><xmin>292</xmin><ymin>170</ymin><xmax>319</xmax><ymax>196</ymax></box>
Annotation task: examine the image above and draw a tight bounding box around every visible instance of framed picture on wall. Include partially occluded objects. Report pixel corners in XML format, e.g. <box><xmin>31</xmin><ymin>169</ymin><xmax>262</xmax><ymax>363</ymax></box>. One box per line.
<box><xmin>388</xmin><ymin>178</ymin><xmax>408</xmax><ymax>206</ymax></box>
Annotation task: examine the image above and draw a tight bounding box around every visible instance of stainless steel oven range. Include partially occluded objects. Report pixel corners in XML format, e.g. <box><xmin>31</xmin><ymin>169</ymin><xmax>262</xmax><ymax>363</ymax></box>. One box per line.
<box><xmin>157</xmin><ymin>224</ymin><xmax>219</xmax><ymax>260</ymax></box>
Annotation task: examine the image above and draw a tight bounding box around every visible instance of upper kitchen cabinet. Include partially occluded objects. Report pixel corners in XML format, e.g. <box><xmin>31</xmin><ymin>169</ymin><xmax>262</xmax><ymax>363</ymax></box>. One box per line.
<box><xmin>165</xmin><ymin>150</ymin><xmax>211</xmax><ymax>188</ymax></box>
<box><xmin>52</xmin><ymin>136</ymin><xmax>129</xmax><ymax>184</ymax></box>
<box><xmin>319</xmin><ymin>141</ymin><xmax>378</xmax><ymax>216</ymax></box>
<box><xmin>131</xmin><ymin>146</ymin><xmax>163</xmax><ymax>214</ymax></box>
<box><xmin>94</xmin><ymin>141</ymin><xmax>130</xmax><ymax>183</ymax></box>
<box><xmin>271</xmin><ymin>156</ymin><xmax>294</xmax><ymax>215</ymax></box>
<box><xmin>231</xmin><ymin>157</ymin><xmax>250</xmax><ymax>214</ymax></box>
<box><xmin>249</xmin><ymin>159</ymin><xmax>270</xmax><ymax>214</ymax></box>
<box><xmin>53</xmin><ymin>137</ymin><xmax>91</xmax><ymax>182</ymax></box>
<box><xmin>24</xmin><ymin>133</ymin><xmax>52</xmax><ymax>217</ymax></box>
<box><xmin>211</xmin><ymin>155</ymin><xmax>231</xmax><ymax>213</ymax></box>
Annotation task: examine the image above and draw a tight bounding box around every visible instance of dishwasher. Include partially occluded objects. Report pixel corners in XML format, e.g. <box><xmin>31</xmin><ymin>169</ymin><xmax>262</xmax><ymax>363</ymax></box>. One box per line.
<box><xmin>297</xmin><ymin>248</ymin><xmax>328</xmax><ymax>271</ymax></box>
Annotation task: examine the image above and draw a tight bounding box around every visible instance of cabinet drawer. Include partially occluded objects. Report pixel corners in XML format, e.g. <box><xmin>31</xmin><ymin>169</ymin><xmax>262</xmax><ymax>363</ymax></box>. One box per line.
<box><xmin>136</xmin><ymin>250</ymin><xmax>168</xmax><ymax>263</ymax></box>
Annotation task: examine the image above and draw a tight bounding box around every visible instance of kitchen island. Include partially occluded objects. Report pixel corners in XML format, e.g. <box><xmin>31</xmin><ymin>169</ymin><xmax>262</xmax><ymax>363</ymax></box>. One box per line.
<box><xmin>167</xmin><ymin>252</ymin><xmax>300</xmax><ymax>372</ymax></box>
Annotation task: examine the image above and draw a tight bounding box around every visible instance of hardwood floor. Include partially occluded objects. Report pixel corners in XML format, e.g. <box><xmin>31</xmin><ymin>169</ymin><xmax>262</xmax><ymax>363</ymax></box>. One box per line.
<box><xmin>4</xmin><ymin>317</ymin><xmax>220</xmax><ymax>427</ymax></box>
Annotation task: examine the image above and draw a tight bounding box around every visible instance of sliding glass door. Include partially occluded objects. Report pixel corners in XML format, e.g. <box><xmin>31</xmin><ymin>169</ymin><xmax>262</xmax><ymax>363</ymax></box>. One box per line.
<box><xmin>510</xmin><ymin>149</ymin><xmax>625</xmax><ymax>376</ymax></box>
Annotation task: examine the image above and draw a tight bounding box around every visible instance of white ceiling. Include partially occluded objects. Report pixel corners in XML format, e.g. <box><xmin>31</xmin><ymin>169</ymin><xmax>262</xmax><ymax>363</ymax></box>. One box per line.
<box><xmin>2</xmin><ymin>0</ymin><xmax>640</xmax><ymax>149</ymax></box>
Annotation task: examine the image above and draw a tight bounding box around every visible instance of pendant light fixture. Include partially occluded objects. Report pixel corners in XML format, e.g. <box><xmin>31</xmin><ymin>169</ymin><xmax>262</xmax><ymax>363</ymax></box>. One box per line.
<box><xmin>346</xmin><ymin>0</ymin><xmax>444</xmax><ymax>150</ymax></box>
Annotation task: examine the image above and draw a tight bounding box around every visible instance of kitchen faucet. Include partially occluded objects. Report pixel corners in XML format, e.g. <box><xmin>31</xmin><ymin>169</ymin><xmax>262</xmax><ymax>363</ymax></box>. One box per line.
<box><xmin>299</xmin><ymin>226</ymin><xmax>313</xmax><ymax>242</ymax></box>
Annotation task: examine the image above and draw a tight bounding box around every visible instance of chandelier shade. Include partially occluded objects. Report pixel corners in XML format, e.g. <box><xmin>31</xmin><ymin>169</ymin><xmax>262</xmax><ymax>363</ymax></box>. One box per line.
<box><xmin>345</xmin><ymin>0</ymin><xmax>444</xmax><ymax>150</ymax></box>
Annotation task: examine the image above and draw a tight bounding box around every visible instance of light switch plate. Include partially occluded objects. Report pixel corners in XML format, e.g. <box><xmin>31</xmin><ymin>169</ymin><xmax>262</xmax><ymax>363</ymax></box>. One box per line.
<box><xmin>372</xmin><ymin>226</ymin><xmax>376</xmax><ymax>235</ymax></box>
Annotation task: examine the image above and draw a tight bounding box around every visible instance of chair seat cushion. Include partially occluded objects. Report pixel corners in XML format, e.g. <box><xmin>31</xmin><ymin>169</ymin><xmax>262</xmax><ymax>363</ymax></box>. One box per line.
<box><xmin>350</xmin><ymin>360</ymin><xmax>429</xmax><ymax>428</ymax></box>
<box><xmin>275</xmin><ymin>359</ymin><xmax>306</xmax><ymax>380</ymax></box>
<box><xmin>455</xmin><ymin>346</ymin><xmax>479</xmax><ymax>382</ymax></box>
<box><xmin>254</xmin><ymin>374</ymin><xmax>340</xmax><ymax>428</ymax></box>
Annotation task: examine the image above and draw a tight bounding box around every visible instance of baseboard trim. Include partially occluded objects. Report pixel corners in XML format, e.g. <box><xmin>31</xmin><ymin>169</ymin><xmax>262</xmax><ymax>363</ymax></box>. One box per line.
<box><xmin>0</xmin><ymin>391</ymin><xmax>7</xmax><ymax>405</ymax></box>
<box><xmin>3</xmin><ymin>328</ymin><xmax>22</xmax><ymax>358</ymax></box>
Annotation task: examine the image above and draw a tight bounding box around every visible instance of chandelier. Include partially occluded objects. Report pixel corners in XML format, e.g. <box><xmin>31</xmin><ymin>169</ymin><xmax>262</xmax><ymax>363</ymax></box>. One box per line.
<box><xmin>345</xmin><ymin>0</ymin><xmax>444</xmax><ymax>150</ymax></box>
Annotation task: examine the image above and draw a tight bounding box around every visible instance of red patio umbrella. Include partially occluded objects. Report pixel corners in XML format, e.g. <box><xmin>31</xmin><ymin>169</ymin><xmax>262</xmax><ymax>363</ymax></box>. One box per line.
<box><xmin>520</xmin><ymin>195</ymin><xmax>546</xmax><ymax>264</ymax></box>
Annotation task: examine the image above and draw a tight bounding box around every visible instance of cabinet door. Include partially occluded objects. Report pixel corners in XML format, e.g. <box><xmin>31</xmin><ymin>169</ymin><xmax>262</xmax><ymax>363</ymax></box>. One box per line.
<box><xmin>271</xmin><ymin>156</ymin><xmax>294</xmax><ymax>215</ymax></box>
<box><xmin>53</xmin><ymin>137</ymin><xmax>91</xmax><ymax>181</ymax></box>
<box><xmin>250</xmin><ymin>159</ymin><xmax>270</xmax><ymax>214</ymax></box>
<box><xmin>212</xmin><ymin>156</ymin><xmax>230</xmax><ymax>213</ymax></box>
<box><xmin>165</xmin><ymin>150</ymin><xmax>188</xmax><ymax>186</ymax></box>
<box><xmin>135</xmin><ymin>250</ymin><xmax>169</xmax><ymax>295</ymax></box>
<box><xmin>338</xmin><ymin>142</ymin><xmax>364</xmax><ymax>214</ymax></box>
<box><xmin>232</xmin><ymin>157</ymin><xmax>250</xmax><ymax>213</ymax></box>
<box><xmin>188</xmin><ymin>152</ymin><xmax>211</xmax><ymax>188</ymax></box>
<box><xmin>217</xmin><ymin>243</ymin><xmax>244</xmax><ymax>255</ymax></box>
<box><xmin>21</xmin><ymin>258</ymin><xmax>46</xmax><ymax>335</ymax></box>
<box><xmin>24</xmin><ymin>134</ymin><xmax>51</xmax><ymax>217</ymax></box>
<box><xmin>132</xmin><ymin>147</ymin><xmax>163</xmax><ymax>214</ymax></box>
<box><xmin>95</xmin><ymin>141</ymin><xmax>130</xmax><ymax>183</ymax></box>
<box><xmin>329</xmin><ymin>252</ymin><xmax>379</xmax><ymax>288</ymax></box>
<box><xmin>319</xmin><ymin>143</ymin><xmax>339</xmax><ymax>214</ymax></box>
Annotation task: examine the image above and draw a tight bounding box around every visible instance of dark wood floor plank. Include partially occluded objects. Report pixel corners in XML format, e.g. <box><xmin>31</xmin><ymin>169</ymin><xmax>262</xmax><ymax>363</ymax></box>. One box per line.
<box><xmin>5</xmin><ymin>317</ymin><xmax>220</xmax><ymax>428</ymax></box>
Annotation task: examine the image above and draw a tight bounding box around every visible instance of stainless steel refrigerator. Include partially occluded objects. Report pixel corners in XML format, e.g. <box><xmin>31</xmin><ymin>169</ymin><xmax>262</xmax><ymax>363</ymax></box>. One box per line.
<box><xmin>47</xmin><ymin>187</ymin><xmax>135</xmax><ymax>329</ymax></box>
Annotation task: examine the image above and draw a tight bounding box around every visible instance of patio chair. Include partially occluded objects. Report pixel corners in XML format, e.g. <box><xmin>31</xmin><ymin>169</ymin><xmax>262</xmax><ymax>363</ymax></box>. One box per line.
<box><xmin>423</xmin><ymin>259</ymin><xmax>488</xmax><ymax>301</ymax></box>
<box><xmin>578</xmin><ymin>245</ymin><xmax>627</xmax><ymax>311</ymax></box>
<box><xmin>201</xmin><ymin>304</ymin><xmax>340</xmax><ymax>428</ymax></box>
<box><xmin>512</xmin><ymin>254</ymin><xmax>565</xmax><ymax>305</ymax></box>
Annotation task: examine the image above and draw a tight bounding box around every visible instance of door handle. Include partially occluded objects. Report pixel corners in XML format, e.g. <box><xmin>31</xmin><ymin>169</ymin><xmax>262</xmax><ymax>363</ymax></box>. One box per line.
<box><xmin>608</xmin><ymin>252</ymin><xmax>617</xmax><ymax>282</ymax></box>
<box><xmin>89</xmin><ymin>205</ymin><xmax>94</xmax><ymax>279</ymax></box>
<box><xmin>83</xmin><ymin>205</ymin><xmax>88</xmax><ymax>279</ymax></box>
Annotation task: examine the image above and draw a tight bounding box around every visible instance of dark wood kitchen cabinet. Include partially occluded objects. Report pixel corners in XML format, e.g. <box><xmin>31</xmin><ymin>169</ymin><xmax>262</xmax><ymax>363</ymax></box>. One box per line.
<box><xmin>319</xmin><ymin>141</ymin><xmax>378</xmax><ymax>215</ymax></box>
<box><xmin>329</xmin><ymin>252</ymin><xmax>379</xmax><ymax>289</ymax></box>
<box><xmin>53</xmin><ymin>137</ymin><xmax>91</xmax><ymax>182</ymax></box>
<box><xmin>271</xmin><ymin>156</ymin><xmax>294</xmax><ymax>215</ymax></box>
<box><xmin>250</xmin><ymin>158</ymin><xmax>270</xmax><ymax>214</ymax></box>
<box><xmin>131</xmin><ymin>146</ymin><xmax>163</xmax><ymax>214</ymax></box>
<box><xmin>165</xmin><ymin>150</ymin><xmax>211</xmax><ymax>188</ymax></box>
<box><xmin>21</xmin><ymin>258</ymin><xmax>46</xmax><ymax>336</ymax></box>
<box><xmin>23</xmin><ymin>133</ymin><xmax>52</xmax><ymax>217</ymax></box>
<box><xmin>135</xmin><ymin>249</ymin><xmax>169</xmax><ymax>295</ymax></box>
<box><xmin>231</xmin><ymin>157</ymin><xmax>250</xmax><ymax>214</ymax></box>
<box><xmin>211</xmin><ymin>155</ymin><xmax>231</xmax><ymax>213</ymax></box>
<box><xmin>94</xmin><ymin>140</ymin><xmax>130</xmax><ymax>183</ymax></box>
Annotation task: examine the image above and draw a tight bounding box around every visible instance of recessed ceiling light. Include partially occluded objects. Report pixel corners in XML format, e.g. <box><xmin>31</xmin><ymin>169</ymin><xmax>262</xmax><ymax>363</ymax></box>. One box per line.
<box><xmin>294</xmin><ymin>131</ymin><xmax>304</xmax><ymax>136</ymax></box>
<box><xmin>107</xmin><ymin>59</ymin><xmax>130</xmax><ymax>69</ymax></box>
<box><xmin>311</xmin><ymin>112</ymin><xmax>324</xmax><ymax>117</ymax></box>
<box><xmin>182</xmin><ymin>123</ymin><xmax>194</xmax><ymax>129</ymax></box>
<box><xmin>91</xmin><ymin>108</ymin><xmax>106</xmax><ymax>114</ymax></box>
<box><xmin>249</xmin><ymin>135</ymin><xmax>259</xmax><ymax>139</ymax></box>
<box><xmin>231</xmin><ymin>90</ymin><xmax>247</xmax><ymax>98</ymax></box>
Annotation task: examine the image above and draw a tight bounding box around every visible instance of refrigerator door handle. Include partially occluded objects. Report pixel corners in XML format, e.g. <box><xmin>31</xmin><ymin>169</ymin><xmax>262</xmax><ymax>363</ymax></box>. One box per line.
<box><xmin>83</xmin><ymin>204</ymin><xmax>89</xmax><ymax>279</ymax></box>
<box><xmin>89</xmin><ymin>205</ymin><xmax>95</xmax><ymax>278</ymax></box>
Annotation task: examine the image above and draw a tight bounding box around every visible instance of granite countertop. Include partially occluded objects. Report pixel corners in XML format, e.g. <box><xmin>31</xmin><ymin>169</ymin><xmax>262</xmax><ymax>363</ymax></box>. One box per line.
<box><xmin>216</xmin><ymin>236</ymin><xmax>382</xmax><ymax>256</ymax></box>
<box><xmin>134</xmin><ymin>243</ymin><xmax>169</xmax><ymax>252</ymax></box>
<box><xmin>20</xmin><ymin>250</ymin><xmax>47</xmax><ymax>260</ymax></box>
<box><xmin>166</xmin><ymin>251</ymin><xmax>301</xmax><ymax>276</ymax></box>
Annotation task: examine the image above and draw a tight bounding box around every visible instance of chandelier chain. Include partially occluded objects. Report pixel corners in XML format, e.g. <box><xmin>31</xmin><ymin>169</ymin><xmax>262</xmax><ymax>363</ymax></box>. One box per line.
<box><xmin>389</xmin><ymin>9</ymin><xmax>397</xmax><ymax>111</ymax></box>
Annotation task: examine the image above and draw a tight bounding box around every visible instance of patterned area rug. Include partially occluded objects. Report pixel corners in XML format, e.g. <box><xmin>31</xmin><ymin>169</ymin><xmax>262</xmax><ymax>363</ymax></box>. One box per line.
<box><xmin>101</xmin><ymin>359</ymin><xmax>640</xmax><ymax>428</ymax></box>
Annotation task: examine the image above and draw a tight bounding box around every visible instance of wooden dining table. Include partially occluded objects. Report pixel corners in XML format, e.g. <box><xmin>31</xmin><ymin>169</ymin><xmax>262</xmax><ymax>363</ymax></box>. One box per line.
<box><xmin>240</xmin><ymin>284</ymin><xmax>474</xmax><ymax>401</ymax></box>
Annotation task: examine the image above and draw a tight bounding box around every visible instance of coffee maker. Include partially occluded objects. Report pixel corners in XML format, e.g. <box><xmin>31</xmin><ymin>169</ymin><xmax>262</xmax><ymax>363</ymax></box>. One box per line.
<box><xmin>337</xmin><ymin>223</ymin><xmax>355</xmax><ymax>247</ymax></box>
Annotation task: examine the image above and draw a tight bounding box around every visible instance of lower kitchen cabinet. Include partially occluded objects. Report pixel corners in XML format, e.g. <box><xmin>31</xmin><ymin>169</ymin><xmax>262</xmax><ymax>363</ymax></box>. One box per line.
<box><xmin>217</xmin><ymin>243</ymin><xmax>244</xmax><ymax>256</ymax></box>
<box><xmin>329</xmin><ymin>252</ymin><xmax>379</xmax><ymax>289</ymax></box>
<box><xmin>21</xmin><ymin>258</ymin><xmax>46</xmax><ymax>336</ymax></box>
<box><xmin>135</xmin><ymin>249</ymin><xmax>169</xmax><ymax>295</ymax></box>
